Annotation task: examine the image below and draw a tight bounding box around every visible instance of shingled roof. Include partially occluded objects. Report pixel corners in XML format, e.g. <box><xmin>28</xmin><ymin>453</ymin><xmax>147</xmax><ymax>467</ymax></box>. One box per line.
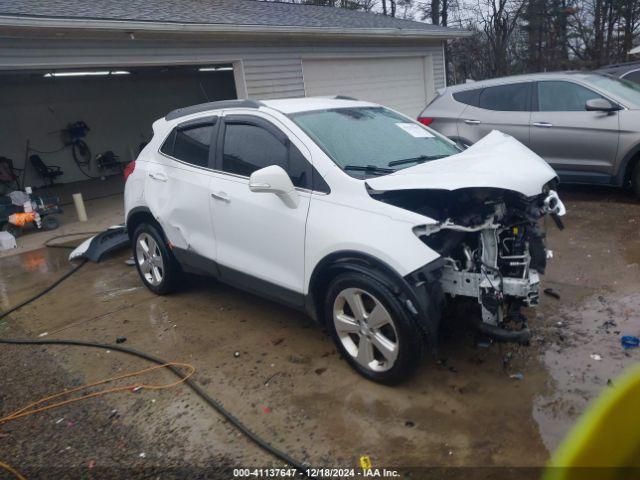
<box><xmin>0</xmin><ymin>0</ymin><xmax>467</xmax><ymax>37</ymax></box>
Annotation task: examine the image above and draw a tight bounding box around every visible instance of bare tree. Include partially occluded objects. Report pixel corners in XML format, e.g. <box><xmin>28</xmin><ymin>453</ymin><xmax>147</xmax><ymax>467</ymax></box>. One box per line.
<box><xmin>475</xmin><ymin>0</ymin><xmax>527</xmax><ymax>76</ymax></box>
<box><xmin>262</xmin><ymin>0</ymin><xmax>640</xmax><ymax>83</ymax></box>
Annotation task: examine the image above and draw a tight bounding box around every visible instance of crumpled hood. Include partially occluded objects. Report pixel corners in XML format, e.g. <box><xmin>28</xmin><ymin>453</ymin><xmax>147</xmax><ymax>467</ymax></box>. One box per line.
<box><xmin>366</xmin><ymin>130</ymin><xmax>557</xmax><ymax>197</ymax></box>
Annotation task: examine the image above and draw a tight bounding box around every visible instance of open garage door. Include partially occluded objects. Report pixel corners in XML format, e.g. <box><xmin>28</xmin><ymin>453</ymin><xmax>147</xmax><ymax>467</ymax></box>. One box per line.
<box><xmin>0</xmin><ymin>64</ymin><xmax>237</xmax><ymax>187</ymax></box>
<box><xmin>302</xmin><ymin>56</ymin><xmax>433</xmax><ymax>118</ymax></box>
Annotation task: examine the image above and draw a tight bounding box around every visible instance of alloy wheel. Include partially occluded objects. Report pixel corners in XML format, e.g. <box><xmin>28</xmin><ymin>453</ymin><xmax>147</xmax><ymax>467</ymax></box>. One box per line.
<box><xmin>136</xmin><ymin>233</ymin><xmax>164</xmax><ymax>286</ymax></box>
<box><xmin>333</xmin><ymin>288</ymin><xmax>399</xmax><ymax>372</ymax></box>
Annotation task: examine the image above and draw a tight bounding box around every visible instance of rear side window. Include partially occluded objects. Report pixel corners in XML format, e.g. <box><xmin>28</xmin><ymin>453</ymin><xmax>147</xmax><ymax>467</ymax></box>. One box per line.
<box><xmin>537</xmin><ymin>81</ymin><xmax>605</xmax><ymax>111</ymax></box>
<box><xmin>160</xmin><ymin>121</ymin><xmax>215</xmax><ymax>168</ymax></box>
<box><xmin>623</xmin><ymin>70</ymin><xmax>640</xmax><ymax>84</ymax></box>
<box><xmin>222</xmin><ymin>122</ymin><xmax>311</xmax><ymax>189</ymax></box>
<box><xmin>453</xmin><ymin>89</ymin><xmax>481</xmax><ymax>107</ymax></box>
<box><xmin>478</xmin><ymin>83</ymin><xmax>531</xmax><ymax>111</ymax></box>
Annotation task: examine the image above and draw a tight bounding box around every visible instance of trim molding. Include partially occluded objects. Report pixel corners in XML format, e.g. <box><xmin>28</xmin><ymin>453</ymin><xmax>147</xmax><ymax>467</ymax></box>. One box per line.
<box><xmin>556</xmin><ymin>170</ymin><xmax>614</xmax><ymax>185</ymax></box>
<box><xmin>172</xmin><ymin>247</ymin><xmax>306</xmax><ymax>311</ymax></box>
<box><xmin>0</xmin><ymin>15</ymin><xmax>472</xmax><ymax>39</ymax></box>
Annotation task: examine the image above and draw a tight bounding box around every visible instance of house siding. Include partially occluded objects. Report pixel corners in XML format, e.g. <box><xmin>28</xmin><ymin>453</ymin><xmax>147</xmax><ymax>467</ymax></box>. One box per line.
<box><xmin>0</xmin><ymin>36</ymin><xmax>446</xmax><ymax>98</ymax></box>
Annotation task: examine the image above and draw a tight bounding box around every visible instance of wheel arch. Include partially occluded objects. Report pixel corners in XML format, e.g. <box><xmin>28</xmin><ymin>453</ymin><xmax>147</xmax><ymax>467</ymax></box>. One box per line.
<box><xmin>306</xmin><ymin>250</ymin><xmax>443</xmax><ymax>344</ymax></box>
<box><xmin>126</xmin><ymin>207</ymin><xmax>161</xmax><ymax>239</ymax></box>
<box><xmin>616</xmin><ymin>142</ymin><xmax>640</xmax><ymax>187</ymax></box>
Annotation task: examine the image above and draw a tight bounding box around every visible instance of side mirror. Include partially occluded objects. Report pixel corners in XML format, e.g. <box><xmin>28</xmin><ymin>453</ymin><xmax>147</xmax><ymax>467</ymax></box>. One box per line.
<box><xmin>248</xmin><ymin>165</ymin><xmax>299</xmax><ymax>208</ymax></box>
<box><xmin>585</xmin><ymin>98</ymin><xmax>619</xmax><ymax>112</ymax></box>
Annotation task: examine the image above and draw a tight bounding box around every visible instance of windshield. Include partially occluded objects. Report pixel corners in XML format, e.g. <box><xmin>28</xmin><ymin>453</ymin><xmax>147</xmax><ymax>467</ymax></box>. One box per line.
<box><xmin>587</xmin><ymin>74</ymin><xmax>640</xmax><ymax>108</ymax></box>
<box><xmin>290</xmin><ymin>106</ymin><xmax>460</xmax><ymax>177</ymax></box>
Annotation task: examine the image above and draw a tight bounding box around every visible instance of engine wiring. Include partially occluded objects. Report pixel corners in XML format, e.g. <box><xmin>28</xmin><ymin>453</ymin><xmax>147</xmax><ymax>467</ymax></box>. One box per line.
<box><xmin>0</xmin><ymin>233</ymin><xmax>313</xmax><ymax>478</ymax></box>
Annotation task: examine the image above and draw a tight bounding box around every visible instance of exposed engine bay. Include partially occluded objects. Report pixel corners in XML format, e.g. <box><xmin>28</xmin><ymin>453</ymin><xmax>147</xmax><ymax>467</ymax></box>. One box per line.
<box><xmin>372</xmin><ymin>185</ymin><xmax>566</xmax><ymax>343</ymax></box>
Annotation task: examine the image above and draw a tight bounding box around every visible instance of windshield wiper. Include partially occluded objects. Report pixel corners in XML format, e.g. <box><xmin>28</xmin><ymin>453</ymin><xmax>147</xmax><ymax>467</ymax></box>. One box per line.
<box><xmin>388</xmin><ymin>154</ymin><xmax>449</xmax><ymax>167</ymax></box>
<box><xmin>343</xmin><ymin>164</ymin><xmax>396</xmax><ymax>175</ymax></box>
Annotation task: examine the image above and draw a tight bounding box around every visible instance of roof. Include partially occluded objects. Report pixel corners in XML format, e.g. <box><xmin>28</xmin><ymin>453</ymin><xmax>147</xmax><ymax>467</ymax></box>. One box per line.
<box><xmin>0</xmin><ymin>0</ymin><xmax>468</xmax><ymax>38</ymax></box>
<box><xmin>444</xmin><ymin>71</ymin><xmax>608</xmax><ymax>92</ymax></box>
<box><xmin>262</xmin><ymin>97</ymin><xmax>376</xmax><ymax>114</ymax></box>
<box><xmin>163</xmin><ymin>97</ymin><xmax>377</xmax><ymax>121</ymax></box>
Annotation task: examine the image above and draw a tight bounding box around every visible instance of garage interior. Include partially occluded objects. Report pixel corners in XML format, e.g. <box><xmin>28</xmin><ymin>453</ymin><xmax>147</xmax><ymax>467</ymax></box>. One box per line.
<box><xmin>0</xmin><ymin>63</ymin><xmax>238</xmax><ymax>193</ymax></box>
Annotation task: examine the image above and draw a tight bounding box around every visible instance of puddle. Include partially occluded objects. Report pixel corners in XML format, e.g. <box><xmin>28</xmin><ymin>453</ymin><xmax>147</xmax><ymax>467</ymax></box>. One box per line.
<box><xmin>534</xmin><ymin>292</ymin><xmax>640</xmax><ymax>452</ymax></box>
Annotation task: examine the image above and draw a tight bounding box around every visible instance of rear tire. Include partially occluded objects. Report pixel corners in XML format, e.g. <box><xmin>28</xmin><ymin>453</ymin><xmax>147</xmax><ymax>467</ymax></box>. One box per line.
<box><xmin>132</xmin><ymin>223</ymin><xmax>181</xmax><ymax>295</ymax></box>
<box><xmin>42</xmin><ymin>215</ymin><xmax>59</xmax><ymax>231</ymax></box>
<box><xmin>324</xmin><ymin>272</ymin><xmax>424</xmax><ymax>384</ymax></box>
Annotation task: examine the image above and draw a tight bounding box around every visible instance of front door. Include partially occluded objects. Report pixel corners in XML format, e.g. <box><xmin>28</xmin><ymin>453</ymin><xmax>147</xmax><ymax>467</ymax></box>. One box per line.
<box><xmin>208</xmin><ymin>112</ymin><xmax>313</xmax><ymax>307</ymax></box>
<box><xmin>530</xmin><ymin>80</ymin><xmax>620</xmax><ymax>177</ymax></box>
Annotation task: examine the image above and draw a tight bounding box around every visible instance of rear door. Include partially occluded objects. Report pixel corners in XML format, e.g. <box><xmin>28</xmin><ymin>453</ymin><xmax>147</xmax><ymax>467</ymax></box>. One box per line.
<box><xmin>145</xmin><ymin>117</ymin><xmax>217</xmax><ymax>258</ymax></box>
<box><xmin>457</xmin><ymin>82</ymin><xmax>533</xmax><ymax>146</ymax></box>
<box><xmin>530</xmin><ymin>80</ymin><xmax>620</xmax><ymax>177</ymax></box>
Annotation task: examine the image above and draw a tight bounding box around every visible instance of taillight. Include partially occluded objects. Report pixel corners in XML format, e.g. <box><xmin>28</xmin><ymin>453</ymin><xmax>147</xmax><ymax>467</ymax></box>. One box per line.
<box><xmin>123</xmin><ymin>160</ymin><xmax>136</xmax><ymax>182</ymax></box>
<box><xmin>417</xmin><ymin>117</ymin><xmax>434</xmax><ymax>126</ymax></box>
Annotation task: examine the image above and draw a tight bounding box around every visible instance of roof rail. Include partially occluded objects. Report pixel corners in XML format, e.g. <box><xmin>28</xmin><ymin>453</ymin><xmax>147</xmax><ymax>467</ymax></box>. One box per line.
<box><xmin>334</xmin><ymin>95</ymin><xmax>359</xmax><ymax>101</ymax></box>
<box><xmin>165</xmin><ymin>99</ymin><xmax>262</xmax><ymax>121</ymax></box>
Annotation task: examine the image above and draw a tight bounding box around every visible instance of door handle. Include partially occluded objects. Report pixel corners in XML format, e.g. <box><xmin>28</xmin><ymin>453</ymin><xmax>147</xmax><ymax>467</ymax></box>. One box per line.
<box><xmin>464</xmin><ymin>119</ymin><xmax>481</xmax><ymax>125</ymax></box>
<box><xmin>210</xmin><ymin>191</ymin><xmax>230</xmax><ymax>203</ymax></box>
<box><xmin>533</xmin><ymin>122</ymin><xmax>553</xmax><ymax>128</ymax></box>
<box><xmin>148</xmin><ymin>172</ymin><xmax>168</xmax><ymax>182</ymax></box>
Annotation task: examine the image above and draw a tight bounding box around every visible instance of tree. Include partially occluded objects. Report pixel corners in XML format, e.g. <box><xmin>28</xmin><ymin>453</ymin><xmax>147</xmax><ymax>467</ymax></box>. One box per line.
<box><xmin>263</xmin><ymin>0</ymin><xmax>640</xmax><ymax>82</ymax></box>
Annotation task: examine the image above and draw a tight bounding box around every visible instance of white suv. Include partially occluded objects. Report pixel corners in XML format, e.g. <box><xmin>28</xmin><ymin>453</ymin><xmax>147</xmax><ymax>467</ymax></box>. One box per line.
<box><xmin>124</xmin><ymin>97</ymin><xmax>566</xmax><ymax>384</ymax></box>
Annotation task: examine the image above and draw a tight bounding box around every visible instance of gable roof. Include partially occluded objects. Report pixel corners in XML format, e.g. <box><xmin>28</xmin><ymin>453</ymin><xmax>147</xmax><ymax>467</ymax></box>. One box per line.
<box><xmin>0</xmin><ymin>0</ymin><xmax>468</xmax><ymax>38</ymax></box>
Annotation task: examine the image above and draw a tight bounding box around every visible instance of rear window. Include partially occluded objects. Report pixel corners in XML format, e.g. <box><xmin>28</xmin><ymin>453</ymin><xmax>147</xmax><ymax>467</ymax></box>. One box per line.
<box><xmin>478</xmin><ymin>83</ymin><xmax>531</xmax><ymax>111</ymax></box>
<box><xmin>160</xmin><ymin>120</ymin><xmax>216</xmax><ymax>168</ymax></box>
<box><xmin>453</xmin><ymin>89</ymin><xmax>481</xmax><ymax>107</ymax></box>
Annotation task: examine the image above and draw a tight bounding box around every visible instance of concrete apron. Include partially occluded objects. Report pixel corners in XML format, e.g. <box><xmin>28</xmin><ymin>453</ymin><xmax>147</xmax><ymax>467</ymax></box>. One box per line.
<box><xmin>0</xmin><ymin>186</ymin><xmax>638</xmax><ymax>472</ymax></box>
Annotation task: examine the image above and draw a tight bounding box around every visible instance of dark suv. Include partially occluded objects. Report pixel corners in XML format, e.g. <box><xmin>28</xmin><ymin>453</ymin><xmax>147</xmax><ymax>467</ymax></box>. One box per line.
<box><xmin>599</xmin><ymin>61</ymin><xmax>640</xmax><ymax>85</ymax></box>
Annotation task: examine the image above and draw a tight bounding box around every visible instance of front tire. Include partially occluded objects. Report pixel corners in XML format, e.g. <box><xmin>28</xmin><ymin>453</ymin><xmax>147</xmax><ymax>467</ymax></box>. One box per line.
<box><xmin>324</xmin><ymin>272</ymin><xmax>424</xmax><ymax>384</ymax></box>
<box><xmin>632</xmin><ymin>162</ymin><xmax>640</xmax><ymax>199</ymax></box>
<box><xmin>132</xmin><ymin>223</ymin><xmax>181</xmax><ymax>295</ymax></box>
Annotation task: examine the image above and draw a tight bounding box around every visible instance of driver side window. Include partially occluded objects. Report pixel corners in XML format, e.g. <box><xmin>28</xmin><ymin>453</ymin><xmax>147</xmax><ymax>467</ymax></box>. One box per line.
<box><xmin>537</xmin><ymin>81</ymin><xmax>605</xmax><ymax>112</ymax></box>
<box><xmin>221</xmin><ymin>121</ymin><xmax>310</xmax><ymax>189</ymax></box>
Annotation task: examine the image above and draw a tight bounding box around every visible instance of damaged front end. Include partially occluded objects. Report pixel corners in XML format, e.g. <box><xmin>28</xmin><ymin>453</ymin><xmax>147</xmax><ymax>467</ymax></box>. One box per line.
<box><xmin>366</xmin><ymin>132</ymin><xmax>566</xmax><ymax>343</ymax></box>
<box><xmin>411</xmin><ymin>187</ymin><xmax>564</xmax><ymax>342</ymax></box>
<box><xmin>378</xmin><ymin>187</ymin><xmax>565</xmax><ymax>343</ymax></box>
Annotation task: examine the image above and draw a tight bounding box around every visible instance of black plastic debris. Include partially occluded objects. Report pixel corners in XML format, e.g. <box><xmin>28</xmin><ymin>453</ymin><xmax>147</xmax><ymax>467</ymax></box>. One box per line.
<box><xmin>544</xmin><ymin>288</ymin><xmax>561</xmax><ymax>299</ymax></box>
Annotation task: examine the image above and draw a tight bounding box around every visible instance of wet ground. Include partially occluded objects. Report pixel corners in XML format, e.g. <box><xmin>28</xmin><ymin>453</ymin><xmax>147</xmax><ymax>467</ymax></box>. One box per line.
<box><xmin>0</xmin><ymin>186</ymin><xmax>638</xmax><ymax>478</ymax></box>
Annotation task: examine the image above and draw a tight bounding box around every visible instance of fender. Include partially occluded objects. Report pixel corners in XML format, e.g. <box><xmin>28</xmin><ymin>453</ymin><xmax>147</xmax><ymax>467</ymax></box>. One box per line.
<box><xmin>306</xmin><ymin>250</ymin><xmax>445</xmax><ymax>347</ymax></box>
<box><xmin>614</xmin><ymin>142</ymin><xmax>640</xmax><ymax>186</ymax></box>
<box><xmin>125</xmin><ymin>206</ymin><xmax>153</xmax><ymax>232</ymax></box>
<box><xmin>126</xmin><ymin>206</ymin><xmax>175</xmax><ymax>247</ymax></box>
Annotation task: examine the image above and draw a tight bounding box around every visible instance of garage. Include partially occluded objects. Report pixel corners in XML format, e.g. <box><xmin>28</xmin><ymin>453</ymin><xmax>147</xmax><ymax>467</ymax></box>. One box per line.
<box><xmin>303</xmin><ymin>56</ymin><xmax>435</xmax><ymax>117</ymax></box>
<box><xmin>0</xmin><ymin>0</ymin><xmax>466</xmax><ymax>189</ymax></box>
<box><xmin>0</xmin><ymin>64</ymin><xmax>238</xmax><ymax>185</ymax></box>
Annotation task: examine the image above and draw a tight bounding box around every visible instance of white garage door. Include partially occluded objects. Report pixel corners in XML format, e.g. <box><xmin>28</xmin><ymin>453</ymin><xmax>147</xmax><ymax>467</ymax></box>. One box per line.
<box><xmin>302</xmin><ymin>56</ymin><xmax>432</xmax><ymax>118</ymax></box>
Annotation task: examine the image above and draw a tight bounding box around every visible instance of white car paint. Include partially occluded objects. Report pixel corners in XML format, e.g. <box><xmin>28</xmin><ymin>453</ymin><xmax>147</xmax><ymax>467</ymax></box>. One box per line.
<box><xmin>125</xmin><ymin>97</ymin><xmax>563</xmax><ymax>303</ymax></box>
<box><xmin>367</xmin><ymin>130</ymin><xmax>558</xmax><ymax>197</ymax></box>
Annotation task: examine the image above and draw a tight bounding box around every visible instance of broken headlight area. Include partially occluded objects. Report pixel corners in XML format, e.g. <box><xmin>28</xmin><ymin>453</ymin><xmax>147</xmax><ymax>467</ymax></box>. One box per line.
<box><xmin>392</xmin><ymin>187</ymin><xmax>565</xmax><ymax>343</ymax></box>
